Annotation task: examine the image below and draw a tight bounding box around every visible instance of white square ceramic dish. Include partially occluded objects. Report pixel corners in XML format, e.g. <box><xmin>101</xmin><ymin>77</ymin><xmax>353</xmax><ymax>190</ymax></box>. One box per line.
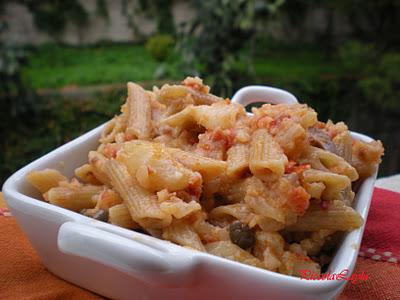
<box><xmin>3</xmin><ymin>86</ymin><xmax>378</xmax><ymax>300</ymax></box>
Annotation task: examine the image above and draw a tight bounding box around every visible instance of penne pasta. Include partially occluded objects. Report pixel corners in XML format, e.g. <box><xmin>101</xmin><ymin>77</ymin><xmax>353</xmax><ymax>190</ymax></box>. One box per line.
<box><xmin>286</xmin><ymin>200</ymin><xmax>363</xmax><ymax>232</ymax></box>
<box><xmin>351</xmin><ymin>139</ymin><xmax>384</xmax><ymax>179</ymax></box>
<box><xmin>162</xmin><ymin>101</ymin><xmax>245</xmax><ymax>131</ymax></box>
<box><xmin>75</xmin><ymin>164</ymin><xmax>102</xmax><ymax>185</ymax></box>
<box><xmin>109</xmin><ymin>203</ymin><xmax>139</xmax><ymax>229</ymax></box>
<box><xmin>104</xmin><ymin>159</ymin><xmax>171</xmax><ymax>229</ymax></box>
<box><xmin>303</xmin><ymin>182</ymin><xmax>325</xmax><ymax>200</ymax></box>
<box><xmin>100</xmin><ymin>115</ymin><xmax>126</xmax><ymax>145</ymax></box>
<box><xmin>26</xmin><ymin>169</ymin><xmax>67</xmax><ymax>194</ymax></box>
<box><xmin>226</xmin><ymin>143</ymin><xmax>250</xmax><ymax>179</ymax></box>
<box><xmin>333</xmin><ymin>131</ymin><xmax>352</xmax><ymax>162</ymax></box>
<box><xmin>303</xmin><ymin>146</ymin><xmax>359</xmax><ymax>181</ymax></box>
<box><xmin>88</xmin><ymin>151</ymin><xmax>112</xmax><ymax>186</ymax></box>
<box><xmin>249</xmin><ymin>129</ymin><xmax>288</xmax><ymax>179</ymax></box>
<box><xmin>45</xmin><ymin>184</ymin><xmax>104</xmax><ymax>211</ymax></box>
<box><xmin>205</xmin><ymin>241</ymin><xmax>265</xmax><ymax>269</ymax></box>
<box><xmin>302</xmin><ymin>169</ymin><xmax>350</xmax><ymax>201</ymax></box>
<box><xmin>162</xmin><ymin>221</ymin><xmax>205</xmax><ymax>251</ymax></box>
<box><xmin>159</xmin><ymin>196</ymin><xmax>201</xmax><ymax>219</ymax></box>
<box><xmin>157</xmin><ymin>80</ymin><xmax>222</xmax><ymax>106</ymax></box>
<box><xmin>126</xmin><ymin>82</ymin><xmax>152</xmax><ymax>140</ymax></box>
<box><xmin>167</xmin><ymin>147</ymin><xmax>227</xmax><ymax>182</ymax></box>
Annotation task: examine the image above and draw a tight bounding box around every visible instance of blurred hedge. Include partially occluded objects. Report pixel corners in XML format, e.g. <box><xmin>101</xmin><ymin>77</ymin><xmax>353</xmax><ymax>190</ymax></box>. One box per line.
<box><xmin>0</xmin><ymin>90</ymin><xmax>125</xmax><ymax>184</ymax></box>
<box><xmin>250</xmin><ymin>42</ymin><xmax>400</xmax><ymax>176</ymax></box>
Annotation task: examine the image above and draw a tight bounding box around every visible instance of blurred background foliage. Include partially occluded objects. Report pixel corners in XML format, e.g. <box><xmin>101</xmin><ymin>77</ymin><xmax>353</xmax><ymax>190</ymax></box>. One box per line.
<box><xmin>0</xmin><ymin>0</ymin><xmax>399</xmax><ymax>184</ymax></box>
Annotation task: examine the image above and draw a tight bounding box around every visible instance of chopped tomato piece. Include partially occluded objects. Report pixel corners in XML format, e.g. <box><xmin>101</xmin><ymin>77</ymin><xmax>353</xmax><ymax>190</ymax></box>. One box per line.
<box><xmin>285</xmin><ymin>161</ymin><xmax>311</xmax><ymax>175</ymax></box>
<box><xmin>288</xmin><ymin>186</ymin><xmax>310</xmax><ymax>216</ymax></box>
<box><xmin>103</xmin><ymin>144</ymin><xmax>121</xmax><ymax>159</ymax></box>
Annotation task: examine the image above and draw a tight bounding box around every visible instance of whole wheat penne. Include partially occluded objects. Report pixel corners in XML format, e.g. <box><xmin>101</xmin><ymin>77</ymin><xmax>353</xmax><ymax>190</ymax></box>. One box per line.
<box><xmin>302</xmin><ymin>169</ymin><xmax>350</xmax><ymax>201</ymax></box>
<box><xmin>205</xmin><ymin>241</ymin><xmax>265</xmax><ymax>269</ymax></box>
<box><xmin>162</xmin><ymin>221</ymin><xmax>205</xmax><ymax>251</ymax></box>
<box><xmin>162</xmin><ymin>101</ymin><xmax>244</xmax><ymax>131</ymax></box>
<box><xmin>95</xmin><ymin>189</ymin><xmax>123</xmax><ymax>210</ymax></box>
<box><xmin>160</xmin><ymin>105</ymin><xmax>195</xmax><ymax>128</ymax></box>
<box><xmin>88</xmin><ymin>151</ymin><xmax>112</xmax><ymax>186</ymax></box>
<box><xmin>167</xmin><ymin>147</ymin><xmax>227</xmax><ymax>182</ymax></box>
<box><xmin>249</xmin><ymin>129</ymin><xmax>288</xmax><ymax>179</ymax></box>
<box><xmin>157</xmin><ymin>84</ymin><xmax>222</xmax><ymax>106</ymax></box>
<box><xmin>305</xmin><ymin>146</ymin><xmax>359</xmax><ymax>181</ymax></box>
<box><xmin>104</xmin><ymin>159</ymin><xmax>171</xmax><ymax>229</ymax></box>
<box><xmin>126</xmin><ymin>82</ymin><xmax>152</xmax><ymax>140</ymax></box>
<box><xmin>75</xmin><ymin>164</ymin><xmax>102</xmax><ymax>185</ymax></box>
<box><xmin>109</xmin><ymin>203</ymin><xmax>139</xmax><ymax>229</ymax></box>
<box><xmin>303</xmin><ymin>182</ymin><xmax>326</xmax><ymax>200</ymax></box>
<box><xmin>286</xmin><ymin>200</ymin><xmax>363</xmax><ymax>232</ymax></box>
<box><xmin>45</xmin><ymin>185</ymin><xmax>104</xmax><ymax>211</ymax></box>
<box><xmin>159</xmin><ymin>198</ymin><xmax>201</xmax><ymax>219</ymax></box>
<box><xmin>333</xmin><ymin>131</ymin><xmax>352</xmax><ymax>162</ymax></box>
<box><xmin>351</xmin><ymin>139</ymin><xmax>384</xmax><ymax>179</ymax></box>
<box><xmin>100</xmin><ymin>115</ymin><xmax>126</xmax><ymax>144</ymax></box>
<box><xmin>26</xmin><ymin>169</ymin><xmax>67</xmax><ymax>194</ymax></box>
<box><xmin>226</xmin><ymin>143</ymin><xmax>250</xmax><ymax>179</ymax></box>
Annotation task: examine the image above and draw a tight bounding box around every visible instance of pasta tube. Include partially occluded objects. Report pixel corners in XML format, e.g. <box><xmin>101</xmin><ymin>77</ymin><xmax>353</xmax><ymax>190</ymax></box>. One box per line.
<box><xmin>205</xmin><ymin>241</ymin><xmax>265</xmax><ymax>269</ymax></box>
<box><xmin>226</xmin><ymin>143</ymin><xmax>249</xmax><ymax>179</ymax></box>
<box><xmin>88</xmin><ymin>151</ymin><xmax>112</xmax><ymax>186</ymax></box>
<box><xmin>45</xmin><ymin>185</ymin><xmax>104</xmax><ymax>211</ymax></box>
<box><xmin>109</xmin><ymin>203</ymin><xmax>139</xmax><ymax>229</ymax></box>
<box><xmin>126</xmin><ymin>82</ymin><xmax>152</xmax><ymax>140</ymax></box>
<box><xmin>161</xmin><ymin>101</ymin><xmax>244</xmax><ymax>131</ymax></box>
<box><xmin>249</xmin><ymin>129</ymin><xmax>288</xmax><ymax>179</ymax></box>
<box><xmin>167</xmin><ymin>147</ymin><xmax>227</xmax><ymax>182</ymax></box>
<box><xmin>287</xmin><ymin>200</ymin><xmax>363</xmax><ymax>232</ymax></box>
<box><xmin>302</xmin><ymin>169</ymin><xmax>350</xmax><ymax>201</ymax></box>
<box><xmin>104</xmin><ymin>159</ymin><xmax>171</xmax><ymax>229</ymax></box>
<box><xmin>26</xmin><ymin>169</ymin><xmax>67</xmax><ymax>194</ymax></box>
<box><xmin>162</xmin><ymin>221</ymin><xmax>205</xmax><ymax>251</ymax></box>
<box><xmin>75</xmin><ymin>164</ymin><xmax>102</xmax><ymax>185</ymax></box>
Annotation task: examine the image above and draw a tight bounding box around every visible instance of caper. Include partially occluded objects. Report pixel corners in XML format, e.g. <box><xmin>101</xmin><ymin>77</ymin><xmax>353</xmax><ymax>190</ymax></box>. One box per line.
<box><xmin>93</xmin><ymin>209</ymin><xmax>108</xmax><ymax>222</ymax></box>
<box><xmin>229</xmin><ymin>221</ymin><xmax>255</xmax><ymax>249</ymax></box>
<box><xmin>213</xmin><ymin>193</ymin><xmax>226</xmax><ymax>206</ymax></box>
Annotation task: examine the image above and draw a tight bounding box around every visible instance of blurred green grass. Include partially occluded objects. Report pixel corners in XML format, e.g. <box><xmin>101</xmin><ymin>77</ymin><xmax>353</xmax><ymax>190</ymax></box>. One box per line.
<box><xmin>23</xmin><ymin>43</ymin><xmax>339</xmax><ymax>89</ymax></box>
<box><xmin>22</xmin><ymin>44</ymin><xmax>161</xmax><ymax>89</ymax></box>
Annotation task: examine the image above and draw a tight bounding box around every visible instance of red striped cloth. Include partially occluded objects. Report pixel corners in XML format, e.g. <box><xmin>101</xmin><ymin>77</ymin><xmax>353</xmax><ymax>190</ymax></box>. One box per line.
<box><xmin>358</xmin><ymin>188</ymin><xmax>400</xmax><ymax>263</ymax></box>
